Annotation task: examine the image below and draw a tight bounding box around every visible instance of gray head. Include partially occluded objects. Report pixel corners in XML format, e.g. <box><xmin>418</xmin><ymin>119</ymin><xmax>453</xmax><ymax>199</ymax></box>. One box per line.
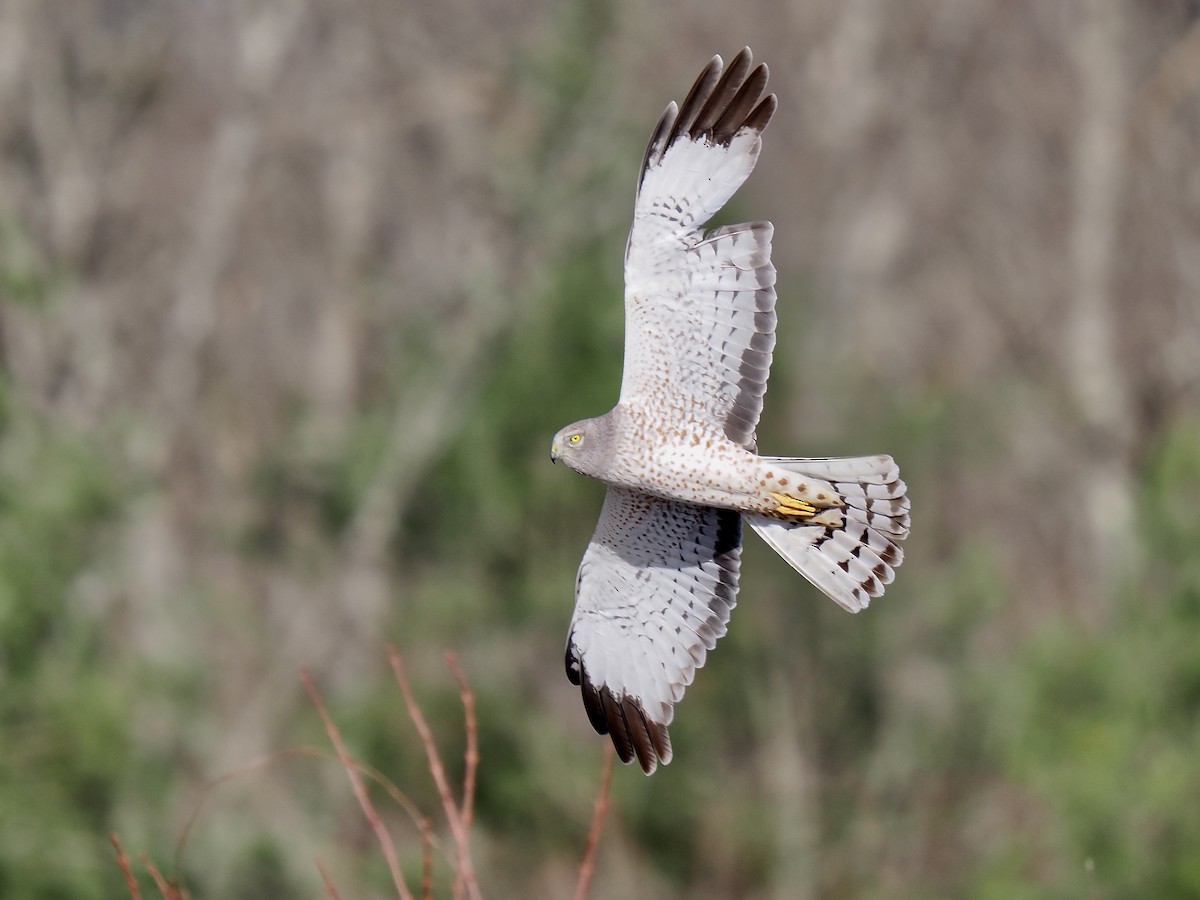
<box><xmin>550</xmin><ymin>413</ymin><xmax>617</xmax><ymax>479</ymax></box>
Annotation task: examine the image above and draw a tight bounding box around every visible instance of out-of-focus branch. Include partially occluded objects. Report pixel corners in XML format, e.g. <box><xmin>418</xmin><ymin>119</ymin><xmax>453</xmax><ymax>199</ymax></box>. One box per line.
<box><xmin>139</xmin><ymin>854</ymin><xmax>184</xmax><ymax>900</ymax></box>
<box><xmin>573</xmin><ymin>743</ymin><xmax>615</xmax><ymax>900</ymax></box>
<box><xmin>315</xmin><ymin>858</ymin><xmax>343</xmax><ymax>900</ymax></box>
<box><xmin>333</xmin><ymin>28</ymin><xmax>624</xmax><ymax>631</ymax></box>
<box><xmin>1134</xmin><ymin>18</ymin><xmax>1200</xmax><ymax>148</ymax></box>
<box><xmin>1067</xmin><ymin>0</ymin><xmax>1135</xmax><ymax>605</ymax></box>
<box><xmin>420</xmin><ymin>817</ymin><xmax>435</xmax><ymax>900</ymax></box>
<box><xmin>301</xmin><ymin>666</ymin><xmax>414</xmax><ymax>900</ymax></box>
<box><xmin>445</xmin><ymin>652</ymin><xmax>479</xmax><ymax>832</ymax></box>
<box><xmin>388</xmin><ymin>646</ymin><xmax>483</xmax><ymax>900</ymax></box>
<box><xmin>110</xmin><ymin>834</ymin><xmax>143</xmax><ymax>900</ymax></box>
<box><xmin>335</xmin><ymin>269</ymin><xmax>510</xmax><ymax>633</ymax></box>
<box><xmin>156</xmin><ymin>2</ymin><xmax>307</xmax><ymax>449</ymax></box>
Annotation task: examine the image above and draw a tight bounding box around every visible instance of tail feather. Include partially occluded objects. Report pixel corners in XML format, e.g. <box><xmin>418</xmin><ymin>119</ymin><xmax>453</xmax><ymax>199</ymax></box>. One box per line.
<box><xmin>749</xmin><ymin>455</ymin><xmax>909</xmax><ymax>613</ymax></box>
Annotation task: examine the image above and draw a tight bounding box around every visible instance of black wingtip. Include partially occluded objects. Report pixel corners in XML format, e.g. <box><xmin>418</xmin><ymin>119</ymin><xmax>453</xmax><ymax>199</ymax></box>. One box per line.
<box><xmin>576</xmin><ymin>664</ymin><xmax>671</xmax><ymax>775</ymax></box>
<box><xmin>671</xmin><ymin>50</ymin><xmax>775</xmax><ymax>148</ymax></box>
<box><xmin>745</xmin><ymin>93</ymin><xmax>778</xmax><ymax>134</ymax></box>
<box><xmin>711</xmin><ymin>63</ymin><xmax>769</xmax><ymax>138</ymax></box>
<box><xmin>692</xmin><ymin>48</ymin><xmax>754</xmax><ymax>136</ymax></box>
<box><xmin>666</xmin><ymin>54</ymin><xmax>724</xmax><ymax>148</ymax></box>
<box><xmin>636</xmin><ymin>50</ymin><xmax>777</xmax><ymax>195</ymax></box>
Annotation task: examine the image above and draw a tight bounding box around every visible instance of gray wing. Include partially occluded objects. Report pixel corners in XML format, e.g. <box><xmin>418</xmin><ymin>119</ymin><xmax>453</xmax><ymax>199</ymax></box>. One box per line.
<box><xmin>565</xmin><ymin>487</ymin><xmax>742</xmax><ymax>774</ymax></box>
<box><xmin>620</xmin><ymin>48</ymin><xmax>779</xmax><ymax>449</ymax></box>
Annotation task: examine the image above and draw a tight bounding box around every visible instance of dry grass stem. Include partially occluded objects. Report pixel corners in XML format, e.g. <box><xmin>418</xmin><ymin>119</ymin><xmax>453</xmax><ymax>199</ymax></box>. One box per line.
<box><xmin>300</xmin><ymin>666</ymin><xmax>414</xmax><ymax>900</ymax></box>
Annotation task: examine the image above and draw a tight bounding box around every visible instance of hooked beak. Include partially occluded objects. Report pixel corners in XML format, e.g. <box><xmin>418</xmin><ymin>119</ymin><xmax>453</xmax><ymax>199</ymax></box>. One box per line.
<box><xmin>550</xmin><ymin>441</ymin><xmax>559</xmax><ymax>463</ymax></box>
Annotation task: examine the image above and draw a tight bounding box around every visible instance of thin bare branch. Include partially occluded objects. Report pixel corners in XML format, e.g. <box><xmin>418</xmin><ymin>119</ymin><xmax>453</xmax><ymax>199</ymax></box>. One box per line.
<box><xmin>315</xmin><ymin>857</ymin><xmax>343</xmax><ymax>900</ymax></box>
<box><xmin>140</xmin><ymin>853</ymin><xmax>184</xmax><ymax>900</ymax></box>
<box><xmin>388</xmin><ymin>646</ymin><xmax>483</xmax><ymax>900</ymax></box>
<box><xmin>444</xmin><ymin>651</ymin><xmax>479</xmax><ymax>900</ymax></box>
<box><xmin>110</xmin><ymin>834</ymin><xmax>143</xmax><ymax>900</ymax></box>
<box><xmin>300</xmin><ymin>666</ymin><xmax>414</xmax><ymax>900</ymax></box>
<box><xmin>444</xmin><ymin>652</ymin><xmax>479</xmax><ymax>830</ymax></box>
<box><xmin>421</xmin><ymin>817</ymin><xmax>435</xmax><ymax>900</ymax></box>
<box><xmin>573</xmin><ymin>743</ymin><xmax>616</xmax><ymax>900</ymax></box>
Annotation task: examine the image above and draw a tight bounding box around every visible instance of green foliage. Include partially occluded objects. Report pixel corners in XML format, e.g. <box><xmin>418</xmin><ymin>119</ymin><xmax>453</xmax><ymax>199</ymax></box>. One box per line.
<box><xmin>3</xmin><ymin>4</ymin><xmax>1200</xmax><ymax>896</ymax></box>
<box><xmin>0</xmin><ymin>399</ymin><xmax>134</xmax><ymax>899</ymax></box>
<box><xmin>223</xmin><ymin>837</ymin><xmax>298</xmax><ymax>900</ymax></box>
<box><xmin>401</xmin><ymin>231</ymin><xmax>623</xmax><ymax>626</ymax></box>
<box><xmin>981</xmin><ymin>421</ymin><xmax>1200</xmax><ymax>898</ymax></box>
<box><xmin>0</xmin><ymin>422</ymin><xmax>115</xmax><ymax>677</ymax></box>
<box><xmin>0</xmin><ymin>216</ymin><xmax>58</xmax><ymax>308</ymax></box>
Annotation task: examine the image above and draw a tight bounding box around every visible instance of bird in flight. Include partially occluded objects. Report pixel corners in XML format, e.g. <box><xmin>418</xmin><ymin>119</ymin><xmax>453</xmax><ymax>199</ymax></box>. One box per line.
<box><xmin>550</xmin><ymin>48</ymin><xmax>910</xmax><ymax>774</ymax></box>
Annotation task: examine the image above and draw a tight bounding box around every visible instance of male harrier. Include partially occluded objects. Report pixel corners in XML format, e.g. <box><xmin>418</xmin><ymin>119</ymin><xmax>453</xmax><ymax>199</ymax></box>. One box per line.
<box><xmin>550</xmin><ymin>48</ymin><xmax>909</xmax><ymax>774</ymax></box>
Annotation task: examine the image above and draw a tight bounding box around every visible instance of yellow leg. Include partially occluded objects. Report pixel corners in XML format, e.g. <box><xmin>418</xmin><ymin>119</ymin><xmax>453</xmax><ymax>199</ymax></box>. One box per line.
<box><xmin>769</xmin><ymin>492</ymin><xmax>817</xmax><ymax>518</ymax></box>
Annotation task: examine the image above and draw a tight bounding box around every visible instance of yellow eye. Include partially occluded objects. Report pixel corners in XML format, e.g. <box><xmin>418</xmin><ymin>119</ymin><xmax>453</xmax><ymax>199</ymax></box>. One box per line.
<box><xmin>568</xmin><ymin>433</ymin><xmax>582</xmax><ymax>444</ymax></box>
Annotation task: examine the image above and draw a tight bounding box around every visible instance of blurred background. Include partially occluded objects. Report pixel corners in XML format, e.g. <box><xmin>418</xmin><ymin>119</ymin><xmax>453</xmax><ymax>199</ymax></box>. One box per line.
<box><xmin>2</xmin><ymin>0</ymin><xmax>1199</xmax><ymax>897</ymax></box>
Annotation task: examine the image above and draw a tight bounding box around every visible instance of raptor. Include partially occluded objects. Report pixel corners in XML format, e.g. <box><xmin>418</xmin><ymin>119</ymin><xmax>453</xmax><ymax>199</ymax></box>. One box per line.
<box><xmin>551</xmin><ymin>49</ymin><xmax>910</xmax><ymax>774</ymax></box>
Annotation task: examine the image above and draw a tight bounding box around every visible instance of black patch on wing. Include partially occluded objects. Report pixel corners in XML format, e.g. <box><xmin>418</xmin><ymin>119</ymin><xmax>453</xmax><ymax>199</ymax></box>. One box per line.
<box><xmin>582</xmin><ymin>671</ymin><xmax>672</xmax><ymax>775</ymax></box>
<box><xmin>711</xmin><ymin>507</ymin><xmax>743</xmax><ymax>594</ymax></box>
<box><xmin>639</xmin><ymin>47</ymin><xmax>777</xmax><ymax>192</ymax></box>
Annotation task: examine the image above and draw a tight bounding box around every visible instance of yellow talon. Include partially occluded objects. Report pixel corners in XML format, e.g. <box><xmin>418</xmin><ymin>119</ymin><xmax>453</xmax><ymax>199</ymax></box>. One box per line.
<box><xmin>769</xmin><ymin>492</ymin><xmax>817</xmax><ymax>518</ymax></box>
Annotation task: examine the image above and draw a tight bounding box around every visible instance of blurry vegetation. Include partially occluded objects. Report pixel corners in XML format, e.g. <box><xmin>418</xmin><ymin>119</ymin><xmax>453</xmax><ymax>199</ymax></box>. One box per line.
<box><xmin>980</xmin><ymin>422</ymin><xmax>1200</xmax><ymax>899</ymax></box>
<box><xmin>2</xmin><ymin>0</ymin><xmax>1200</xmax><ymax>898</ymax></box>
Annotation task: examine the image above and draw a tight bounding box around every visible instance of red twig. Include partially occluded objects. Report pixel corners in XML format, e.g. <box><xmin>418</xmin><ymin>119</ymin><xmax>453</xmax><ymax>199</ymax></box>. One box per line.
<box><xmin>174</xmin><ymin>745</ymin><xmax>436</xmax><ymax>870</ymax></box>
<box><xmin>388</xmin><ymin>646</ymin><xmax>483</xmax><ymax>900</ymax></box>
<box><xmin>140</xmin><ymin>853</ymin><xmax>184</xmax><ymax>900</ymax></box>
<box><xmin>420</xmin><ymin>817</ymin><xmax>434</xmax><ymax>900</ymax></box>
<box><xmin>300</xmin><ymin>666</ymin><xmax>413</xmax><ymax>900</ymax></box>
<box><xmin>315</xmin><ymin>857</ymin><xmax>343</xmax><ymax>900</ymax></box>
<box><xmin>110</xmin><ymin>834</ymin><xmax>142</xmax><ymax>900</ymax></box>
<box><xmin>444</xmin><ymin>652</ymin><xmax>479</xmax><ymax>831</ymax></box>
<box><xmin>444</xmin><ymin>652</ymin><xmax>479</xmax><ymax>900</ymax></box>
<box><xmin>573</xmin><ymin>743</ymin><xmax>616</xmax><ymax>900</ymax></box>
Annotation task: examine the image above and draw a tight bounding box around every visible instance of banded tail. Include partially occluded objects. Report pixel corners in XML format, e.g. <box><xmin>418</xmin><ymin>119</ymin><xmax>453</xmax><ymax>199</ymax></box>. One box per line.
<box><xmin>747</xmin><ymin>454</ymin><xmax>909</xmax><ymax>612</ymax></box>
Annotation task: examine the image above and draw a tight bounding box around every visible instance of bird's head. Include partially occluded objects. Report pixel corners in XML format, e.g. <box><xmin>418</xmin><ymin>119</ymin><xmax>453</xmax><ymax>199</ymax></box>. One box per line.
<box><xmin>550</xmin><ymin>415</ymin><xmax>614</xmax><ymax>478</ymax></box>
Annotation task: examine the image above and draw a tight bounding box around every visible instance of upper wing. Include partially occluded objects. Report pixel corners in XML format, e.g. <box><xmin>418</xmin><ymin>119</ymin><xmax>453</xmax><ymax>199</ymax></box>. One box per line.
<box><xmin>565</xmin><ymin>487</ymin><xmax>742</xmax><ymax>774</ymax></box>
<box><xmin>620</xmin><ymin>48</ymin><xmax>779</xmax><ymax>449</ymax></box>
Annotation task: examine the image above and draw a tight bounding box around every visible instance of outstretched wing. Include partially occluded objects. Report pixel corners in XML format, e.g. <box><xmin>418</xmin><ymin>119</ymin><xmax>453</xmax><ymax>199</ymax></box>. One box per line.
<box><xmin>565</xmin><ymin>487</ymin><xmax>742</xmax><ymax>774</ymax></box>
<box><xmin>620</xmin><ymin>48</ymin><xmax>779</xmax><ymax>449</ymax></box>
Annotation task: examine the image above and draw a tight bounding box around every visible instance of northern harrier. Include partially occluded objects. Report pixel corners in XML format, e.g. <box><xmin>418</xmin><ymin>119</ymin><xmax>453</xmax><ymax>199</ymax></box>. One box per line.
<box><xmin>550</xmin><ymin>49</ymin><xmax>910</xmax><ymax>774</ymax></box>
